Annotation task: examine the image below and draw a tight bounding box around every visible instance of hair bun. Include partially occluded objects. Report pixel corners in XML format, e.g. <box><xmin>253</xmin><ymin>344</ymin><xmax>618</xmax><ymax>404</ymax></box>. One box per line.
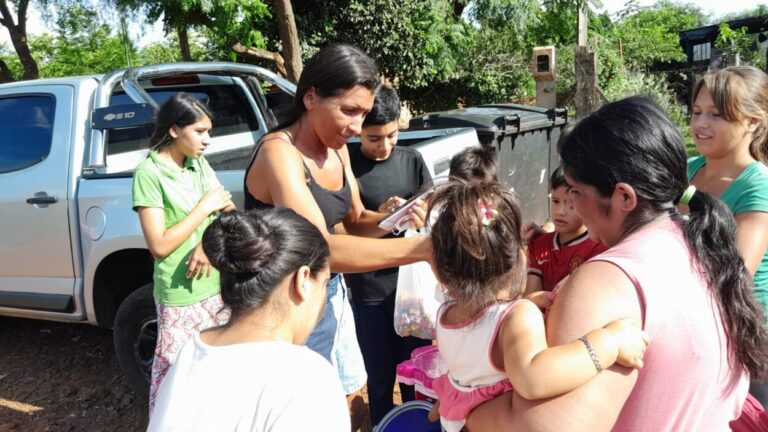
<box><xmin>203</xmin><ymin>211</ymin><xmax>279</xmax><ymax>274</ymax></box>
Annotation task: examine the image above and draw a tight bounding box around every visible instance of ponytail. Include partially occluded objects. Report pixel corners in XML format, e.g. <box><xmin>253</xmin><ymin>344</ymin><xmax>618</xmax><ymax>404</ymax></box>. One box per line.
<box><xmin>682</xmin><ymin>188</ymin><xmax>768</xmax><ymax>379</ymax></box>
<box><xmin>561</xmin><ymin>96</ymin><xmax>768</xmax><ymax>380</ymax></box>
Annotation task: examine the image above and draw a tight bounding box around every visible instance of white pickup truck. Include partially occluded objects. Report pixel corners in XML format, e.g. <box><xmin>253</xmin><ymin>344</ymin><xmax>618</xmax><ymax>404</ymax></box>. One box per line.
<box><xmin>0</xmin><ymin>62</ymin><xmax>479</xmax><ymax>397</ymax></box>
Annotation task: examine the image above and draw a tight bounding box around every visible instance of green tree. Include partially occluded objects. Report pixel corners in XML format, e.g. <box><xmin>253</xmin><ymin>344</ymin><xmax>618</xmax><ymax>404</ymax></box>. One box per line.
<box><xmin>0</xmin><ymin>41</ymin><xmax>22</xmax><ymax>80</ymax></box>
<box><xmin>137</xmin><ymin>41</ymin><xmax>181</xmax><ymax>65</ymax></box>
<box><xmin>295</xmin><ymin>0</ymin><xmax>555</xmax><ymax>111</ymax></box>
<box><xmin>135</xmin><ymin>30</ymin><xmax>212</xmax><ymax>65</ymax></box>
<box><xmin>615</xmin><ymin>1</ymin><xmax>707</xmax><ymax>70</ymax></box>
<box><xmin>1</xmin><ymin>3</ymin><xmax>133</xmax><ymax>79</ymax></box>
<box><xmin>715</xmin><ymin>22</ymin><xmax>765</xmax><ymax>68</ymax></box>
<box><xmin>112</xmin><ymin>0</ymin><xmax>307</xmax><ymax>80</ymax></box>
<box><xmin>331</xmin><ymin>0</ymin><xmax>464</xmax><ymax>88</ymax></box>
<box><xmin>30</xmin><ymin>4</ymin><xmax>133</xmax><ymax>77</ymax></box>
<box><xmin>0</xmin><ymin>0</ymin><xmax>39</xmax><ymax>81</ymax></box>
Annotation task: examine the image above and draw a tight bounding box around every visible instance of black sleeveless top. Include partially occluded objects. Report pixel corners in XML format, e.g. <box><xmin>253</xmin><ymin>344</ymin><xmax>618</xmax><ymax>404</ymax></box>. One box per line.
<box><xmin>244</xmin><ymin>133</ymin><xmax>352</xmax><ymax>233</ymax></box>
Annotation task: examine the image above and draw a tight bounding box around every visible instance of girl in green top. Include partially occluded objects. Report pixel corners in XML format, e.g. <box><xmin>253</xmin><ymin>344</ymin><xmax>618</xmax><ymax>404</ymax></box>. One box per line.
<box><xmin>688</xmin><ymin>65</ymin><xmax>768</xmax><ymax>407</ymax></box>
<box><xmin>132</xmin><ymin>93</ymin><xmax>235</xmax><ymax>413</ymax></box>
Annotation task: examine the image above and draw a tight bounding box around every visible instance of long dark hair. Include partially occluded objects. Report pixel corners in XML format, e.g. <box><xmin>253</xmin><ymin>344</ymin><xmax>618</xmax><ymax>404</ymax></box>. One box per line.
<box><xmin>148</xmin><ymin>92</ymin><xmax>213</xmax><ymax>150</ymax></box>
<box><xmin>428</xmin><ymin>181</ymin><xmax>525</xmax><ymax>307</ymax></box>
<box><xmin>275</xmin><ymin>43</ymin><xmax>380</xmax><ymax>130</ymax></box>
<box><xmin>560</xmin><ymin>96</ymin><xmax>768</xmax><ymax>379</ymax></box>
<box><xmin>202</xmin><ymin>208</ymin><xmax>330</xmax><ymax>323</ymax></box>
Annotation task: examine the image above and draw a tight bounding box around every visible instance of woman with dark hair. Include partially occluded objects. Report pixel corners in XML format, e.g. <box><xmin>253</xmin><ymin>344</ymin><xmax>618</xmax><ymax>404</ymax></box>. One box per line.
<box><xmin>465</xmin><ymin>96</ymin><xmax>768</xmax><ymax>430</ymax></box>
<box><xmin>689</xmin><ymin>66</ymin><xmax>768</xmax><ymax>406</ymax></box>
<box><xmin>132</xmin><ymin>92</ymin><xmax>235</xmax><ymax>411</ymax></box>
<box><xmin>148</xmin><ymin>208</ymin><xmax>350</xmax><ymax>431</ymax></box>
<box><xmin>243</xmin><ymin>44</ymin><xmax>430</xmax><ymax>423</ymax></box>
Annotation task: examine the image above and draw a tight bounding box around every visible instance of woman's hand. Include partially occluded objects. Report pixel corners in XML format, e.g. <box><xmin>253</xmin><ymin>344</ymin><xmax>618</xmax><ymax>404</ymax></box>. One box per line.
<box><xmin>198</xmin><ymin>186</ymin><xmax>234</xmax><ymax>214</ymax></box>
<box><xmin>604</xmin><ymin>318</ymin><xmax>650</xmax><ymax>369</ymax></box>
<box><xmin>378</xmin><ymin>196</ymin><xmax>406</xmax><ymax>213</ymax></box>
<box><xmin>186</xmin><ymin>242</ymin><xmax>212</xmax><ymax>280</ymax></box>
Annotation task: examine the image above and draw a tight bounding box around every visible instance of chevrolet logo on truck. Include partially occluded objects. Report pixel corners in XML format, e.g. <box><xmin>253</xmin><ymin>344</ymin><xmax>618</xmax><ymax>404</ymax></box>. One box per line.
<box><xmin>104</xmin><ymin>111</ymin><xmax>136</xmax><ymax>121</ymax></box>
<box><xmin>92</xmin><ymin>103</ymin><xmax>154</xmax><ymax>129</ymax></box>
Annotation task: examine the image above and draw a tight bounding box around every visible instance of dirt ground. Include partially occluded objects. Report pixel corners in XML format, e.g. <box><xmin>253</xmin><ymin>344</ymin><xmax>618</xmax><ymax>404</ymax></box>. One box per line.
<box><xmin>0</xmin><ymin>317</ymin><xmax>147</xmax><ymax>431</ymax></box>
<box><xmin>0</xmin><ymin>316</ymin><xmax>392</xmax><ymax>432</ymax></box>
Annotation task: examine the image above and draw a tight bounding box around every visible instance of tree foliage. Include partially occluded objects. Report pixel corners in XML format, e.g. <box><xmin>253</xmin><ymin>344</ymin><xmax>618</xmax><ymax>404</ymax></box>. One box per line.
<box><xmin>715</xmin><ymin>22</ymin><xmax>765</xmax><ymax>68</ymax></box>
<box><xmin>0</xmin><ymin>3</ymin><xmax>133</xmax><ymax>78</ymax></box>
<box><xmin>113</xmin><ymin>0</ymin><xmax>288</xmax><ymax>72</ymax></box>
<box><xmin>0</xmin><ymin>0</ymin><xmax>39</xmax><ymax>80</ymax></box>
<box><xmin>614</xmin><ymin>0</ymin><xmax>707</xmax><ymax>69</ymax></box>
<box><xmin>325</xmin><ymin>0</ymin><xmax>464</xmax><ymax>89</ymax></box>
<box><xmin>7</xmin><ymin>0</ymin><xmax>766</xmax><ymax>128</ymax></box>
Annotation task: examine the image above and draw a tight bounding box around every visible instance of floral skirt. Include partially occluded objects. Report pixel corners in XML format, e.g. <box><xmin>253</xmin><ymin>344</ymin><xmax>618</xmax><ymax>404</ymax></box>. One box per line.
<box><xmin>148</xmin><ymin>294</ymin><xmax>230</xmax><ymax>414</ymax></box>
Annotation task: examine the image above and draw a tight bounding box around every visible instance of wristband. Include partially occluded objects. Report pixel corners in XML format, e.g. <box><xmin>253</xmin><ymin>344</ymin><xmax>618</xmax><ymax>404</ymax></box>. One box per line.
<box><xmin>578</xmin><ymin>336</ymin><xmax>603</xmax><ymax>373</ymax></box>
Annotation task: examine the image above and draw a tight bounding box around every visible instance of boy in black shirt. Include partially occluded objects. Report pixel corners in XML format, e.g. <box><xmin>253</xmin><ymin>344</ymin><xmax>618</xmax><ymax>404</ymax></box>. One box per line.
<box><xmin>347</xmin><ymin>86</ymin><xmax>432</xmax><ymax>426</ymax></box>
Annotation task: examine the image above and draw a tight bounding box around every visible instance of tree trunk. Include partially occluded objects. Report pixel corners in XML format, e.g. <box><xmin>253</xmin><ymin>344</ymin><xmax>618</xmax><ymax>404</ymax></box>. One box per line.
<box><xmin>177</xmin><ymin>23</ymin><xmax>192</xmax><ymax>61</ymax></box>
<box><xmin>452</xmin><ymin>0</ymin><xmax>466</xmax><ymax>20</ymax></box>
<box><xmin>231</xmin><ymin>42</ymin><xmax>288</xmax><ymax>77</ymax></box>
<box><xmin>0</xmin><ymin>59</ymin><xmax>16</xmax><ymax>83</ymax></box>
<box><xmin>272</xmin><ymin>0</ymin><xmax>302</xmax><ymax>83</ymax></box>
<box><xmin>0</xmin><ymin>0</ymin><xmax>39</xmax><ymax>80</ymax></box>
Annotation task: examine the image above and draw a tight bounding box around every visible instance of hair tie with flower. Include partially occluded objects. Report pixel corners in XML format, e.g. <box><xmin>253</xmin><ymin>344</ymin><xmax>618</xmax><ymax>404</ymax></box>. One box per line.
<box><xmin>477</xmin><ymin>199</ymin><xmax>499</xmax><ymax>227</ymax></box>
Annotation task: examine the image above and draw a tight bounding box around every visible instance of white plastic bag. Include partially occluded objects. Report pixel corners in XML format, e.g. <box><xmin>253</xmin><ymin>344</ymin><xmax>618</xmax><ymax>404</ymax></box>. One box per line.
<box><xmin>394</xmin><ymin>229</ymin><xmax>445</xmax><ymax>340</ymax></box>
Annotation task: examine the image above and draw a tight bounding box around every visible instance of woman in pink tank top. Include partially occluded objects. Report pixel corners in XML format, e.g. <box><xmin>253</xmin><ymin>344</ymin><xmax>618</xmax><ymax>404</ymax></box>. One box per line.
<box><xmin>466</xmin><ymin>96</ymin><xmax>768</xmax><ymax>431</ymax></box>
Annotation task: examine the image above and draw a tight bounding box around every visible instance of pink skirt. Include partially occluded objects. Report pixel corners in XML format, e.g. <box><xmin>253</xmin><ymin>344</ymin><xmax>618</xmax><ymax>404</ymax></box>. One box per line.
<box><xmin>433</xmin><ymin>373</ymin><xmax>514</xmax><ymax>421</ymax></box>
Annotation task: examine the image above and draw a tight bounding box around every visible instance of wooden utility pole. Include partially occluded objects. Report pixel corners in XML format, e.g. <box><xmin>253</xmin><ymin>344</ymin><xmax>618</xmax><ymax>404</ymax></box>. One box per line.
<box><xmin>577</xmin><ymin>2</ymin><xmax>588</xmax><ymax>47</ymax></box>
<box><xmin>573</xmin><ymin>0</ymin><xmax>605</xmax><ymax>119</ymax></box>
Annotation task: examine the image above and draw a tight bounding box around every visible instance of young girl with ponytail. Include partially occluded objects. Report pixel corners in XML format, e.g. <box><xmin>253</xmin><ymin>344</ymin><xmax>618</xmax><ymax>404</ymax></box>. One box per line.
<box><xmin>428</xmin><ymin>180</ymin><xmax>649</xmax><ymax>432</ymax></box>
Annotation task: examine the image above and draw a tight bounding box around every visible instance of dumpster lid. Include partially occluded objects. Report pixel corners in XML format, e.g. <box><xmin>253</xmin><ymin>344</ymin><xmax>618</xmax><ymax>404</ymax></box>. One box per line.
<box><xmin>410</xmin><ymin>103</ymin><xmax>567</xmax><ymax>135</ymax></box>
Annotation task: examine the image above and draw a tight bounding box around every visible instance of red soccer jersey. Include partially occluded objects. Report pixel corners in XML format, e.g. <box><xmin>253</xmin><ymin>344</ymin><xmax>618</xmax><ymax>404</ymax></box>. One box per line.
<box><xmin>527</xmin><ymin>231</ymin><xmax>607</xmax><ymax>292</ymax></box>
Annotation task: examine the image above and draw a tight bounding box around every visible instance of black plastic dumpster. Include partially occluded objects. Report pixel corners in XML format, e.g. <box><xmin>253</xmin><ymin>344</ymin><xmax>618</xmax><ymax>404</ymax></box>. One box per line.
<box><xmin>409</xmin><ymin>104</ymin><xmax>568</xmax><ymax>224</ymax></box>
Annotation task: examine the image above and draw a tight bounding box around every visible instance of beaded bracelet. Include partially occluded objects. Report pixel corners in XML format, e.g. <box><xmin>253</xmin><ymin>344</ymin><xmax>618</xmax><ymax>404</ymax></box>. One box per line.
<box><xmin>579</xmin><ymin>336</ymin><xmax>603</xmax><ymax>373</ymax></box>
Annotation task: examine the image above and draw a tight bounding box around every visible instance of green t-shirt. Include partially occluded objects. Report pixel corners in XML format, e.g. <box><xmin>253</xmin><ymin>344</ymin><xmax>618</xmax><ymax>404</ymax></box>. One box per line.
<box><xmin>688</xmin><ymin>156</ymin><xmax>768</xmax><ymax>316</ymax></box>
<box><xmin>132</xmin><ymin>151</ymin><xmax>222</xmax><ymax>306</ymax></box>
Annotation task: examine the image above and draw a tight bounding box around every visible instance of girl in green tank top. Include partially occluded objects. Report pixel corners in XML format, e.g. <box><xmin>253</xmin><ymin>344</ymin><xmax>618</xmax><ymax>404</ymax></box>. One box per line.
<box><xmin>687</xmin><ymin>66</ymin><xmax>768</xmax><ymax>407</ymax></box>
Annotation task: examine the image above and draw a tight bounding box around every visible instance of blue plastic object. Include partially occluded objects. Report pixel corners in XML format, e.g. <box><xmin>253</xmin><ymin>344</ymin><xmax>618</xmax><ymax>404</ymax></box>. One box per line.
<box><xmin>375</xmin><ymin>400</ymin><xmax>443</xmax><ymax>432</ymax></box>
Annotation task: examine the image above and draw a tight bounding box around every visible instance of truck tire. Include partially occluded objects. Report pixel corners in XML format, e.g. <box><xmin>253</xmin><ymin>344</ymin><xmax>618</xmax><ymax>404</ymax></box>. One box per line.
<box><xmin>113</xmin><ymin>282</ymin><xmax>156</xmax><ymax>399</ymax></box>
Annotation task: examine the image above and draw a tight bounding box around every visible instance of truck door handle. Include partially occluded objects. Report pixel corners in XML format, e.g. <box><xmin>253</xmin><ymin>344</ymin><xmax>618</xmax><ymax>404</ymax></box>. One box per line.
<box><xmin>27</xmin><ymin>194</ymin><xmax>58</xmax><ymax>204</ymax></box>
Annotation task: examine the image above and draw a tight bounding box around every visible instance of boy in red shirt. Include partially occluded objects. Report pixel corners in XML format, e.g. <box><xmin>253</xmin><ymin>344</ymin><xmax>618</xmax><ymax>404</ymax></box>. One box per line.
<box><xmin>525</xmin><ymin>167</ymin><xmax>606</xmax><ymax>293</ymax></box>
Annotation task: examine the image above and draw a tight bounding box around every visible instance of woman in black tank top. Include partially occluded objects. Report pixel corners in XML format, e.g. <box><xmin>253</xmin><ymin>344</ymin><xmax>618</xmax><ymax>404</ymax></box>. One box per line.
<box><xmin>245</xmin><ymin>131</ymin><xmax>351</xmax><ymax>234</ymax></box>
<box><xmin>243</xmin><ymin>44</ymin><xmax>431</xmax><ymax>428</ymax></box>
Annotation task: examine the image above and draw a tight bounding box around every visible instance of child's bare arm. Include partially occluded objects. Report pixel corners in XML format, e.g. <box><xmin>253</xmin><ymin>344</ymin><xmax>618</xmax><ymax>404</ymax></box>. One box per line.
<box><xmin>499</xmin><ymin>300</ymin><xmax>648</xmax><ymax>400</ymax></box>
<box><xmin>524</xmin><ymin>274</ymin><xmax>543</xmax><ymax>296</ymax></box>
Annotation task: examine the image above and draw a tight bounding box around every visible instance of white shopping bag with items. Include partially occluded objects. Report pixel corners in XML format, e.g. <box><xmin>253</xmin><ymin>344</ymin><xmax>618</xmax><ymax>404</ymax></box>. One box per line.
<box><xmin>394</xmin><ymin>229</ymin><xmax>446</xmax><ymax>340</ymax></box>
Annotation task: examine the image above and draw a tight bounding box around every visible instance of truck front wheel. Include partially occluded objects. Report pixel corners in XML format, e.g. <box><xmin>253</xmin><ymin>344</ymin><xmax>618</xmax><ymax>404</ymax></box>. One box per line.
<box><xmin>113</xmin><ymin>282</ymin><xmax>156</xmax><ymax>399</ymax></box>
